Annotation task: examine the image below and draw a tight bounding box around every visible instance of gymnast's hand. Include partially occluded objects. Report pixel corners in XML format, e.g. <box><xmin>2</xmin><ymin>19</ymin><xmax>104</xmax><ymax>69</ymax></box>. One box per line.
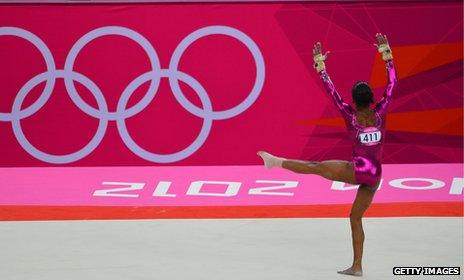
<box><xmin>313</xmin><ymin>42</ymin><xmax>330</xmax><ymax>73</ymax></box>
<box><xmin>374</xmin><ymin>33</ymin><xmax>393</xmax><ymax>61</ymax></box>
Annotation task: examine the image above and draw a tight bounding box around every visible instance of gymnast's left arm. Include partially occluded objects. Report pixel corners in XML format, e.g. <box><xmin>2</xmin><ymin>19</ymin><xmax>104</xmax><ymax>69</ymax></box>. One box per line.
<box><xmin>313</xmin><ymin>42</ymin><xmax>354</xmax><ymax>118</ymax></box>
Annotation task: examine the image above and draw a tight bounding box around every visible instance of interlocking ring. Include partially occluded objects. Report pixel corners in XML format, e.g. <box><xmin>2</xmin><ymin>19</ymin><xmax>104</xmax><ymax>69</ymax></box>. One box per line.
<box><xmin>0</xmin><ymin>25</ymin><xmax>265</xmax><ymax>164</ymax></box>
<box><xmin>0</xmin><ymin>27</ymin><xmax>56</xmax><ymax>121</ymax></box>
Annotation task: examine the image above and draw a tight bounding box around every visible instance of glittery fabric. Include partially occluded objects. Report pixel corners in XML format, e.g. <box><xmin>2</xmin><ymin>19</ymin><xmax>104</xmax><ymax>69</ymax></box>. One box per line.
<box><xmin>319</xmin><ymin>60</ymin><xmax>397</xmax><ymax>187</ymax></box>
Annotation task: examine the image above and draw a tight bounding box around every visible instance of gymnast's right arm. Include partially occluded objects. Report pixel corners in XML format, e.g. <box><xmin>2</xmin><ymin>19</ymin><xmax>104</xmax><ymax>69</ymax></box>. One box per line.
<box><xmin>374</xmin><ymin>60</ymin><xmax>397</xmax><ymax>115</ymax></box>
<box><xmin>374</xmin><ymin>33</ymin><xmax>397</xmax><ymax>115</ymax></box>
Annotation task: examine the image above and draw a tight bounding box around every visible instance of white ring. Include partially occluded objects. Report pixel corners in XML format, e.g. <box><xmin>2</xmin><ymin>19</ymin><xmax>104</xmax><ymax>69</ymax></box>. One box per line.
<box><xmin>169</xmin><ymin>25</ymin><xmax>265</xmax><ymax>120</ymax></box>
<box><xmin>0</xmin><ymin>27</ymin><xmax>56</xmax><ymax>121</ymax></box>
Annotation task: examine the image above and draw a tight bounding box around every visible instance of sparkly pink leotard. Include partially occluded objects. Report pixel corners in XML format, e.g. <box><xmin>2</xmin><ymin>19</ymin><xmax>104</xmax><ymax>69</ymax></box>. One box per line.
<box><xmin>319</xmin><ymin>60</ymin><xmax>397</xmax><ymax>187</ymax></box>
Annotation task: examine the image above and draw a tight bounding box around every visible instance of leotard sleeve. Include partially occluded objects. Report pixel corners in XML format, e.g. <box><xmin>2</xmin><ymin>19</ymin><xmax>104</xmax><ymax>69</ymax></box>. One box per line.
<box><xmin>374</xmin><ymin>60</ymin><xmax>397</xmax><ymax>115</ymax></box>
<box><xmin>319</xmin><ymin>70</ymin><xmax>354</xmax><ymax>120</ymax></box>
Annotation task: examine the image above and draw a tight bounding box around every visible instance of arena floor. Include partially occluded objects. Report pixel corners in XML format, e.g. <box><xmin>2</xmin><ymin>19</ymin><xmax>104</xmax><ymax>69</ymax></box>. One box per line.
<box><xmin>1</xmin><ymin>217</ymin><xmax>462</xmax><ymax>280</ymax></box>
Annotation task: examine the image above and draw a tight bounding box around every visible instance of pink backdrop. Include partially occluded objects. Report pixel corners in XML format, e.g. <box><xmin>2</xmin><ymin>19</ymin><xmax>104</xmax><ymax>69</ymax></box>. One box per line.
<box><xmin>0</xmin><ymin>2</ymin><xmax>462</xmax><ymax>167</ymax></box>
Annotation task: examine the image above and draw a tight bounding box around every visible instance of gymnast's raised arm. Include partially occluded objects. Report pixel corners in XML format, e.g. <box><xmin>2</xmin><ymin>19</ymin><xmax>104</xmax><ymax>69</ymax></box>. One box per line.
<box><xmin>373</xmin><ymin>33</ymin><xmax>397</xmax><ymax>115</ymax></box>
<box><xmin>313</xmin><ymin>42</ymin><xmax>354</xmax><ymax>119</ymax></box>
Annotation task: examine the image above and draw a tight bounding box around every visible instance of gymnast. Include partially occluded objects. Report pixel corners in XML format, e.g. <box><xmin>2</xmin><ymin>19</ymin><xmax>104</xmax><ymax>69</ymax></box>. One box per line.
<box><xmin>258</xmin><ymin>33</ymin><xmax>397</xmax><ymax>277</ymax></box>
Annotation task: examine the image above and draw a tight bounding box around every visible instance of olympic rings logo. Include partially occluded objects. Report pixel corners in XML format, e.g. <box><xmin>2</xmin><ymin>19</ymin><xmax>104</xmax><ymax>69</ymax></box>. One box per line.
<box><xmin>0</xmin><ymin>26</ymin><xmax>265</xmax><ymax>164</ymax></box>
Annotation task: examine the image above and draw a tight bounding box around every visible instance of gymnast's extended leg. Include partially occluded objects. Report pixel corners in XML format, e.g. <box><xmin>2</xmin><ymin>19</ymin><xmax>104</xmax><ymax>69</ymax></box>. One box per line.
<box><xmin>257</xmin><ymin>151</ymin><xmax>357</xmax><ymax>185</ymax></box>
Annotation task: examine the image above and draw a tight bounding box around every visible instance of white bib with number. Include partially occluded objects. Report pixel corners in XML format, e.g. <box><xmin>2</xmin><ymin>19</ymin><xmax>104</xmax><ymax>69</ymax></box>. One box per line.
<box><xmin>358</xmin><ymin>128</ymin><xmax>382</xmax><ymax>146</ymax></box>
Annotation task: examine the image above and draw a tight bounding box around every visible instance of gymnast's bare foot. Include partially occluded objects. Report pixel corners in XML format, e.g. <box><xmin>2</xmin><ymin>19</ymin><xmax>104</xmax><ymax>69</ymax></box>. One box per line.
<box><xmin>337</xmin><ymin>266</ymin><xmax>363</xmax><ymax>277</ymax></box>
<box><xmin>257</xmin><ymin>151</ymin><xmax>283</xmax><ymax>168</ymax></box>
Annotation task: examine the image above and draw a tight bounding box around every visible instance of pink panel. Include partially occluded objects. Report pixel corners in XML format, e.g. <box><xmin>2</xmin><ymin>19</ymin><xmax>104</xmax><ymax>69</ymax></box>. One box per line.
<box><xmin>0</xmin><ymin>2</ymin><xmax>462</xmax><ymax>167</ymax></box>
<box><xmin>0</xmin><ymin>164</ymin><xmax>462</xmax><ymax>206</ymax></box>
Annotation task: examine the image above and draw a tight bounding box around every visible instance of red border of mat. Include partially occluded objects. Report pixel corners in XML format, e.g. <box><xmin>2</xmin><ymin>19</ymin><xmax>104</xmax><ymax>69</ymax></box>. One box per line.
<box><xmin>0</xmin><ymin>202</ymin><xmax>462</xmax><ymax>221</ymax></box>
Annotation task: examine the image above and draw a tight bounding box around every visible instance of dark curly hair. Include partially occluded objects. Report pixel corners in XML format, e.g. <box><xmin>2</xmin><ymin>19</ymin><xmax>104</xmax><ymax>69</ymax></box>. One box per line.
<box><xmin>352</xmin><ymin>81</ymin><xmax>374</xmax><ymax>108</ymax></box>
